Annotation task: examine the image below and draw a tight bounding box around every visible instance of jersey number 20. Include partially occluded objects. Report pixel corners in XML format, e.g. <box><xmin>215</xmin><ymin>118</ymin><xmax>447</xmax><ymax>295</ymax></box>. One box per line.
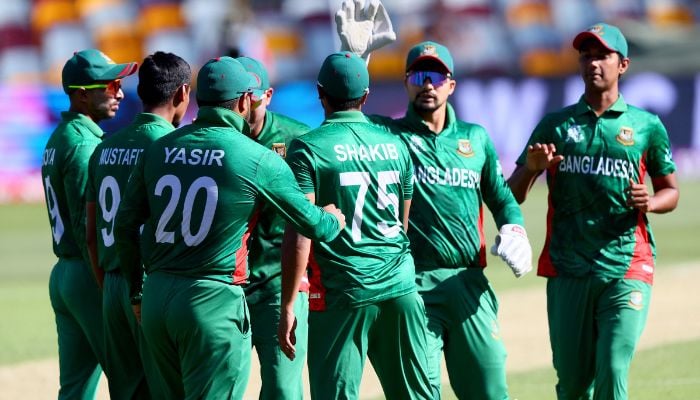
<box><xmin>154</xmin><ymin>175</ymin><xmax>218</xmax><ymax>246</ymax></box>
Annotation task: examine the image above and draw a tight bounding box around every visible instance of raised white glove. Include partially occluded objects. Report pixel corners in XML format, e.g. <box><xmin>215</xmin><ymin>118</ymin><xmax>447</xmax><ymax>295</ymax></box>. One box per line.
<box><xmin>490</xmin><ymin>224</ymin><xmax>533</xmax><ymax>278</ymax></box>
<box><xmin>335</xmin><ymin>0</ymin><xmax>396</xmax><ymax>61</ymax></box>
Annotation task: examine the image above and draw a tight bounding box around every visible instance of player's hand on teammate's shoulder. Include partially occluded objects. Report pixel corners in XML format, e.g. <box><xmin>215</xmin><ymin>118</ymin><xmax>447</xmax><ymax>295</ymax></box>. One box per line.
<box><xmin>323</xmin><ymin>203</ymin><xmax>347</xmax><ymax>230</ymax></box>
<box><xmin>526</xmin><ymin>143</ymin><xmax>564</xmax><ymax>173</ymax></box>
<box><xmin>336</xmin><ymin>0</ymin><xmax>396</xmax><ymax>60</ymax></box>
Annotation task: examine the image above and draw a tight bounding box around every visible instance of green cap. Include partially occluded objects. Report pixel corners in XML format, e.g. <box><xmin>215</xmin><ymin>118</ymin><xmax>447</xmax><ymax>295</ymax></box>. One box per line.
<box><xmin>317</xmin><ymin>52</ymin><xmax>369</xmax><ymax>101</ymax></box>
<box><xmin>196</xmin><ymin>56</ymin><xmax>257</xmax><ymax>103</ymax></box>
<box><xmin>573</xmin><ymin>22</ymin><xmax>628</xmax><ymax>58</ymax></box>
<box><xmin>62</xmin><ymin>49</ymin><xmax>138</xmax><ymax>93</ymax></box>
<box><xmin>405</xmin><ymin>41</ymin><xmax>454</xmax><ymax>74</ymax></box>
<box><xmin>237</xmin><ymin>56</ymin><xmax>269</xmax><ymax>99</ymax></box>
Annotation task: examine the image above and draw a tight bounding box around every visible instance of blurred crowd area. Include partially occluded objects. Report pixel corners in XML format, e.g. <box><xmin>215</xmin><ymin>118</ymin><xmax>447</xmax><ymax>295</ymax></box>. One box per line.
<box><xmin>2</xmin><ymin>0</ymin><xmax>700</xmax><ymax>88</ymax></box>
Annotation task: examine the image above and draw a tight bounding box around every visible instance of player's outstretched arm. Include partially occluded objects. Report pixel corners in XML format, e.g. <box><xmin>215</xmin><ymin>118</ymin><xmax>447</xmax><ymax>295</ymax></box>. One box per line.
<box><xmin>256</xmin><ymin>151</ymin><xmax>345</xmax><ymax>241</ymax></box>
<box><xmin>336</xmin><ymin>0</ymin><xmax>396</xmax><ymax>62</ymax></box>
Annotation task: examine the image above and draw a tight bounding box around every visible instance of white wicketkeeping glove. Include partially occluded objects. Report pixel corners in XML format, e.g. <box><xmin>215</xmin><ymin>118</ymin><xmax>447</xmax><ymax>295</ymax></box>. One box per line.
<box><xmin>335</xmin><ymin>0</ymin><xmax>396</xmax><ymax>62</ymax></box>
<box><xmin>490</xmin><ymin>224</ymin><xmax>533</xmax><ymax>278</ymax></box>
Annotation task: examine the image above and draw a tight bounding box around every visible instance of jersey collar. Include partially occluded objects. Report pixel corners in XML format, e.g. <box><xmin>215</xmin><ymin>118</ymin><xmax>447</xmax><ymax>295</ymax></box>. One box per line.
<box><xmin>60</xmin><ymin>111</ymin><xmax>104</xmax><ymax>139</ymax></box>
<box><xmin>402</xmin><ymin>102</ymin><xmax>457</xmax><ymax>135</ymax></box>
<box><xmin>575</xmin><ymin>94</ymin><xmax>629</xmax><ymax>116</ymax></box>
<box><xmin>133</xmin><ymin>112</ymin><xmax>174</xmax><ymax>130</ymax></box>
<box><xmin>322</xmin><ymin>110</ymin><xmax>368</xmax><ymax>125</ymax></box>
<box><xmin>195</xmin><ymin>106</ymin><xmax>251</xmax><ymax>136</ymax></box>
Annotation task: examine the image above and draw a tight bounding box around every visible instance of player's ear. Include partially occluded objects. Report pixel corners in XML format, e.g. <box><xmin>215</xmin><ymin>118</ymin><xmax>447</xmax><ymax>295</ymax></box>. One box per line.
<box><xmin>265</xmin><ymin>87</ymin><xmax>274</xmax><ymax>104</ymax></box>
<box><xmin>173</xmin><ymin>83</ymin><xmax>190</xmax><ymax>106</ymax></box>
<box><xmin>359</xmin><ymin>91</ymin><xmax>369</xmax><ymax>106</ymax></box>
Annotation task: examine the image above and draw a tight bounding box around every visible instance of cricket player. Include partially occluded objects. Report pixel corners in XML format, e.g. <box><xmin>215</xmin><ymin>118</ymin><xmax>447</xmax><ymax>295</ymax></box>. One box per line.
<box><xmin>113</xmin><ymin>56</ymin><xmax>345</xmax><ymax>399</ymax></box>
<box><xmin>336</xmin><ymin>3</ymin><xmax>533</xmax><ymax>398</ymax></box>
<box><xmin>507</xmin><ymin>23</ymin><xmax>679</xmax><ymax>399</ymax></box>
<box><xmin>237</xmin><ymin>56</ymin><xmax>311</xmax><ymax>400</ymax></box>
<box><xmin>278</xmin><ymin>51</ymin><xmax>433</xmax><ymax>400</ymax></box>
<box><xmin>85</xmin><ymin>51</ymin><xmax>191</xmax><ymax>399</ymax></box>
<box><xmin>41</xmin><ymin>48</ymin><xmax>137</xmax><ymax>399</ymax></box>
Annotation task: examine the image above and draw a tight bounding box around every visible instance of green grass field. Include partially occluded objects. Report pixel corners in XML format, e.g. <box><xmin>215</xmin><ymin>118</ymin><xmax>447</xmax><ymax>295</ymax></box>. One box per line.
<box><xmin>1</xmin><ymin>180</ymin><xmax>698</xmax><ymax>398</ymax></box>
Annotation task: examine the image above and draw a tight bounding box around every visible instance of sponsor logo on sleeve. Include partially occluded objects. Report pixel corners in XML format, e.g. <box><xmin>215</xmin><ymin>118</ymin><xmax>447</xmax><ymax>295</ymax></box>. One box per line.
<box><xmin>272</xmin><ymin>143</ymin><xmax>286</xmax><ymax>158</ymax></box>
<box><xmin>616</xmin><ymin>127</ymin><xmax>634</xmax><ymax>146</ymax></box>
<box><xmin>457</xmin><ymin>139</ymin><xmax>474</xmax><ymax>157</ymax></box>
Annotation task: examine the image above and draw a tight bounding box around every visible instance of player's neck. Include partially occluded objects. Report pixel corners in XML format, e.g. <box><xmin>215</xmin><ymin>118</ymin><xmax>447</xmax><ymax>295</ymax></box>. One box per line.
<box><xmin>584</xmin><ymin>86</ymin><xmax>620</xmax><ymax>116</ymax></box>
<box><xmin>144</xmin><ymin>104</ymin><xmax>177</xmax><ymax>125</ymax></box>
<box><xmin>418</xmin><ymin>105</ymin><xmax>447</xmax><ymax>134</ymax></box>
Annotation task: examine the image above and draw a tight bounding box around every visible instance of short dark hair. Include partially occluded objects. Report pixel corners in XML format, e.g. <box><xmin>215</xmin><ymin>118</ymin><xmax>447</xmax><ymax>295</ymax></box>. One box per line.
<box><xmin>320</xmin><ymin>88</ymin><xmax>364</xmax><ymax>111</ymax></box>
<box><xmin>137</xmin><ymin>51</ymin><xmax>191</xmax><ymax>107</ymax></box>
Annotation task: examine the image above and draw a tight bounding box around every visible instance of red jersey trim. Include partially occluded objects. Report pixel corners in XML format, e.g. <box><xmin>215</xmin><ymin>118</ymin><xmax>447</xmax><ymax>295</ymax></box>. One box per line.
<box><xmin>308</xmin><ymin>243</ymin><xmax>326</xmax><ymax>311</ymax></box>
<box><xmin>478</xmin><ymin>206</ymin><xmax>487</xmax><ymax>267</ymax></box>
<box><xmin>537</xmin><ymin>166</ymin><xmax>558</xmax><ymax>277</ymax></box>
<box><xmin>231</xmin><ymin>208</ymin><xmax>261</xmax><ymax>285</ymax></box>
<box><xmin>624</xmin><ymin>153</ymin><xmax>654</xmax><ymax>285</ymax></box>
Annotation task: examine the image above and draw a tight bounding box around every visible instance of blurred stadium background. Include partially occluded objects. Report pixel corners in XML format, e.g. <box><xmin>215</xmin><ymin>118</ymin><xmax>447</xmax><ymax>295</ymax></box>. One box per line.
<box><xmin>2</xmin><ymin>0</ymin><xmax>700</xmax><ymax>203</ymax></box>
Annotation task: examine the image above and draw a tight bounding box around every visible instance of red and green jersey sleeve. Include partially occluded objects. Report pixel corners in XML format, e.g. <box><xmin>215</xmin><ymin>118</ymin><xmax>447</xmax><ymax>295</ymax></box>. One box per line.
<box><xmin>286</xmin><ymin>110</ymin><xmax>416</xmax><ymax>310</ymax></box>
<box><xmin>114</xmin><ymin>107</ymin><xmax>339</xmax><ymax>297</ymax></box>
<box><xmin>369</xmin><ymin>104</ymin><xmax>523</xmax><ymax>271</ymax></box>
<box><xmin>245</xmin><ymin>111</ymin><xmax>310</xmax><ymax>304</ymax></box>
<box><xmin>86</xmin><ymin>113</ymin><xmax>174</xmax><ymax>273</ymax></box>
<box><xmin>516</xmin><ymin>95</ymin><xmax>677</xmax><ymax>283</ymax></box>
<box><xmin>41</xmin><ymin>112</ymin><xmax>103</xmax><ymax>264</ymax></box>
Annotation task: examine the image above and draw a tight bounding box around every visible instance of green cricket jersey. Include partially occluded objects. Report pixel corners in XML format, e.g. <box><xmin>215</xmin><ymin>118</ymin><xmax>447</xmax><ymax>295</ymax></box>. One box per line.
<box><xmin>86</xmin><ymin>113</ymin><xmax>174</xmax><ymax>273</ymax></box>
<box><xmin>42</xmin><ymin>112</ymin><xmax>103</xmax><ymax>263</ymax></box>
<box><xmin>516</xmin><ymin>95</ymin><xmax>676</xmax><ymax>283</ymax></box>
<box><xmin>286</xmin><ymin>110</ymin><xmax>415</xmax><ymax>310</ymax></box>
<box><xmin>114</xmin><ymin>106</ymin><xmax>340</xmax><ymax>298</ymax></box>
<box><xmin>245</xmin><ymin>111</ymin><xmax>310</xmax><ymax>304</ymax></box>
<box><xmin>369</xmin><ymin>103</ymin><xmax>523</xmax><ymax>271</ymax></box>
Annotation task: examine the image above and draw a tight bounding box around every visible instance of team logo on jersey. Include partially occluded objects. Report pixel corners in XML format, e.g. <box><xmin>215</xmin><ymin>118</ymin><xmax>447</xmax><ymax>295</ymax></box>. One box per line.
<box><xmin>629</xmin><ymin>290</ymin><xmax>644</xmax><ymax>310</ymax></box>
<box><xmin>271</xmin><ymin>143</ymin><xmax>286</xmax><ymax>158</ymax></box>
<box><xmin>457</xmin><ymin>139</ymin><xmax>474</xmax><ymax>157</ymax></box>
<box><xmin>616</xmin><ymin>127</ymin><xmax>634</xmax><ymax>146</ymax></box>
<box><xmin>566</xmin><ymin>124</ymin><xmax>584</xmax><ymax>143</ymax></box>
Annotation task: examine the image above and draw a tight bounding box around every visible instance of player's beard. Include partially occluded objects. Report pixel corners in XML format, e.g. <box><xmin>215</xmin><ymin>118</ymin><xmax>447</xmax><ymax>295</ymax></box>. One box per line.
<box><xmin>412</xmin><ymin>94</ymin><xmax>443</xmax><ymax>114</ymax></box>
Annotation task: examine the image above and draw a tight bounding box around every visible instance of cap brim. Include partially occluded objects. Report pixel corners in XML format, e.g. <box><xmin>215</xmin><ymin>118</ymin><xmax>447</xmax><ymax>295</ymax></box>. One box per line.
<box><xmin>572</xmin><ymin>32</ymin><xmax>617</xmax><ymax>54</ymax></box>
<box><xmin>406</xmin><ymin>55</ymin><xmax>451</xmax><ymax>73</ymax></box>
<box><xmin>97</xmin><ymin>62</ymin><xmax>139</xmax><ymax>81</ymax></box>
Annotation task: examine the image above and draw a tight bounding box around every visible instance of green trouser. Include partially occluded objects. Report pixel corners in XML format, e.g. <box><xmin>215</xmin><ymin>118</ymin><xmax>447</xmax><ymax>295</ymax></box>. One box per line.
<box><xmin>48</xmin><ymin>257</ymin><xmax>105</xmax><ymax>400</ymax></box>
<box><xmin>547</xmin><ymin>275</ymin><xmax>651</xmax><ymax>400</ymax></box>
<box><xmin>141</xmin><ymin>272</ymin><xmax>252</xmax><ymax>400</ymax></box>
<box><xmin>248</xmin><ymin>292</ymin><xmax>308</xmax><ymax>400</ymax></box>
<box><xmin>102</xmin><ymin>271</ymin><xmax>150</xmax><ymax>399</ymax></box>
<box><xmin>417</xmin><ymin>267</ymin><xmax>508</xmax><ymax>400</ymax></box>
<box><xmin>308</xmin><ymin>291</ymin><xmax>432</xmax><ymax>400</ymax></box>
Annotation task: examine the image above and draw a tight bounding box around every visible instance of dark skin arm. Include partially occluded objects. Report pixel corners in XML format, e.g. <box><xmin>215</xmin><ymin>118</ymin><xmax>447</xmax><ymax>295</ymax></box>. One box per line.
<box><xmin>626</xmin><ymin>174</ymin><xmax>679</xmax><ymax>214</ymax></box>
<box><xmin>85</xmin><ymin>201</ymin><xmax>104</xmax><ymax>289</ymax></box>
<box><xmin>507</xmin><ymin>143</ymin><xmax>564</xmax><ymax>203</ymax></box>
